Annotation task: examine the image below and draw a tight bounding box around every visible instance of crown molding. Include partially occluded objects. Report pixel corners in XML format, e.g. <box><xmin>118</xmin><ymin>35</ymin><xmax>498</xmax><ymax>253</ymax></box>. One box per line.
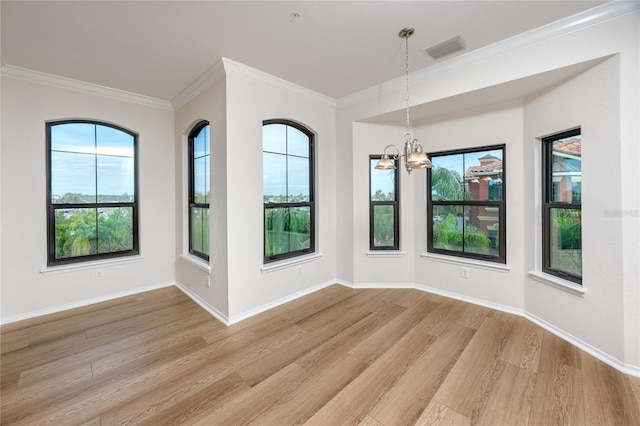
<box><xmin>0</xmin><ymin>65</ymin><xmax>173</xmax><ymax>110</ymax></box>
<box><xmin>170</xmin><ymin>59</ymin><xmax>226</xmax><ymax>110</ymax></box>
<box><xmin>337</xmin><ymin>0</ymin><xmax>640</xmax><ymax>109</ymax></box>
<box><xmin>221</xmin><ymin>57</ymin><xmax>336</xmax><ymax>107</ymax></box>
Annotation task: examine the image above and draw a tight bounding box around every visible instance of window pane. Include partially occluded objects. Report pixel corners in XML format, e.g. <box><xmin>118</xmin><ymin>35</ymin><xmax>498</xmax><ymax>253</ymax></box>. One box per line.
<box><xmin>51</xmin><ymin>151</ymin><xmax>96</xmax><ymax>203</ymax></box>
<box><xmin>193</xmin><ymin>156</ymin><xmax>210</xmax><ymax>204</ymax></box>
<box><xmin>97</xmin><ymin>155</ymin><xmax>135</xmax><ymax>202</ymax></box>
<box><xmin>96</xmin><ymin>125</ymin><xmax>134</xmax><ymax>157</ymax></box>
<box><xmin>263</xmin><ymin>124</ymin><xmax>287</xmax><ymax>154</ymax></box>
<box><xmin>191</xmin><ymin>207</ymin><xmax>209</xmax><ymax>256</ymax></box>
<box><xmin>549</xmin><ymin>208</ymin><xmax>582</xmax><ymax>277</ymax></box>
<box><xmin>432</xmin><ymin>205</ymin><xmax>464</xmax><ymax>251</ymax></box>
<box><xmin>287</xmin><ymin>127</ymin><xmax>309</xmax><ymax>158</ymax></box>
<box><xmin>464</xmin><ymin>149</ymin><xmax>503</xmax><ymax>201</ymax></box>
<box><xmin>287</xmin><ymin>155</ymin><xmax>310</xmax><ymax>202</ymax></box>
<box><xmin>370</xmin><ymin>160</ymin><xmax>396</xmax><ymax>201</ymax></box>
<box><xmin>464</xmin><ymin>205</ymin><xmax>499</xmax><ymax>256</ymax></box>
<box><xmin>50</xmin><ymin>123</ymin><xmax>95</xmax><ymax>154</ymax></box>
<box><xmin>265</xmin><ymin>207</ymin><xmax>288</xmax><ymax>257</ymax></box>
<box><xmin>289</xmin><ymin>206</ymin><xmax>311</xmax><ymax>251</ymax></box>
<box><xmin>373</xmin><ymin>205</ymin><xmax>395</xmax><ymax>247</ymax></box>
<box><xmin>54</xmin><ymin>208</ymin><xmax>98</xmax><ymax>259</ymax></box>
<box><xmin>264</xmin><ymin>206</ymin><xmax>311</xmax><ymax>257</ymax></box>
<box><xmin>263</xmin><ymin>152</ymin><xmax>287</xmax><ymax>200</ymax></box>
<box><xmin>97</xmin><ymin>207</ymin><xmax>133</xmax><ymax>254</ymax></box>
<box><xmin>193</xmin><ymin>125</ymin><xmax>210</xmax><ymax>158</ymax></box>
<box><xmin>431</xmin><ymin>154</ymin><xmax>464</xmax><ymax>201</ymax></box>
<box><xmin>551</xmin><ymin>136</ymin><xmax>581</xmax><ymax>203</ymax></box>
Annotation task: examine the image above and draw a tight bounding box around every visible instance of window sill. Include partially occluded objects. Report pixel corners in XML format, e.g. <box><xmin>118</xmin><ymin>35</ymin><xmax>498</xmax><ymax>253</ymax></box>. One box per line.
<box><xmin>420</xmin><ymin>252</ymin><xmax>511</xmax><ymax>273</ymax></box>
<box><xmin>366</xmin><ymin>251</ymin><xmax>405</xmax><ymax>258</ymax></box>
<box><xmin>261</xmin><ymin>252</ymin><xmax>322</xmax><ymax>274</ymax></box>
<box><xmin>40</xmin><ymin>255</ymin><xmax>145</xmax><ymax>276</ymax></box>
<box><xmin>528</xmin><ymin>271</ymin><xmax>586</xmax><ymax>297</ymax></box>
<box><xmin>179</xmin><ymin>254</ymin><xmax>211</xmax><ymax>273</ymax></box>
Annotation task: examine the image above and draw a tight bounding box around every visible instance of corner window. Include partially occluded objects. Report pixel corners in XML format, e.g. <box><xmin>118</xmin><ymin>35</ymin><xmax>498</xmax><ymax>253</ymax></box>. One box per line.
<box><xmin>47</xmin><ymin>120</ymin><xmax>138</xmax><ymax>265</ymax></box>
<box><xmin>427</xmin><ymin>145</ymin><xmax>505</xmax><ymax>263</ymax></box>
<box><xmin>263</xmin><ymin>120</ymin><xmax>314</xmax><ymax>263</ymax></box>
<box><xmin>370</xmin><ymin>155</ymin><xmax>399</xmax><ymax>250</ymax></box>
<box><xmin>542</xmin><ymin>129</ymin><xmax>581</xmax><ymax>283</ymax></box>
<box><xmin>188</xmin><ymin>122</ymin><xmax>210</xmax><ymax>261</ymax></box>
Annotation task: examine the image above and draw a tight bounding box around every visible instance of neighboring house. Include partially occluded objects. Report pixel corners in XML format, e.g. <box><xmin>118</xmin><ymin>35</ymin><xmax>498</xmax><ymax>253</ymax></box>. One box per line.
<box><xmin>464</xmin><ymin>154</ymin><xmax>503</xmax><ymax>246</ymax></box>
<box><xmin>551</xmin><ymin>137</ymin><xmax>582</xmax><ymax>203</ymax></box>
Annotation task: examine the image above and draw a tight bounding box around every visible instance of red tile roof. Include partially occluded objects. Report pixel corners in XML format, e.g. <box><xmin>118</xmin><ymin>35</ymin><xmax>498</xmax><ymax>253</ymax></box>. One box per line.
<box><xmin>554</xmin><ymin>138</ymin><xmax>581</xmax><ymax>157</ymax></box>
<box><xmin>464</xmin><ymin>160</ymin><xmax>502</xmax><ymax>178</ymax></box>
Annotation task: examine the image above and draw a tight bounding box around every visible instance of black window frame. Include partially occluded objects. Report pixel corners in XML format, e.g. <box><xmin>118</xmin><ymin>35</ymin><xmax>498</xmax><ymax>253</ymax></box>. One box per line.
<box><xmin>542</xmin><ymin>128</ymin><xmax>582</xmax><ymax>284</ymax></box>
<box><xmin>427</xmin><ymin>144</ymin><xmax>506</xmax><ymax>264</ymax></box>
<box><xmin>46</xmin><ymin>120</ymin><xmax>139</xmax><ymax>266</ymax></box>
<box><xmin>263</xmin><ymin>119</ymin><xmax>315</xmax><ymax>263</ymax></box>
<box><xmin>188</xmin><ymin>121</ymin><xmax>211</xmax><ymax>261</ymax></box>
<box><xmin>369</xmin><ymin>155</ymin><xmax>400</xmax><ymax>251</ymax></box>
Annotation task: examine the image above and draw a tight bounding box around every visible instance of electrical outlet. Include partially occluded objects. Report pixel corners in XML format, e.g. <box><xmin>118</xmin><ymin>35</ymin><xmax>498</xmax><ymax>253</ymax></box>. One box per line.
<box><xmin>460</xmin><ymin>267</ymin><xmax>469</xmax><ymax>279</ymax></box>
<box><xmin>95</xmin><ymin>270</ymin><xmax>103</xmax><ymax>280</ymax></box>
<box><xmin>206</xmin><ymin>276</ymin><xmax>211</xmax><ymax>288</ymax></box>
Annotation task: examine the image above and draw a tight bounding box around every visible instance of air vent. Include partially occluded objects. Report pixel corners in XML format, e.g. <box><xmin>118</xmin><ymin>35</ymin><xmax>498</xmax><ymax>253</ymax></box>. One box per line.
<box><xmin>425</xmin><ymin>35</ymin><xmax>467</xmax><ymax>60</ymax></box>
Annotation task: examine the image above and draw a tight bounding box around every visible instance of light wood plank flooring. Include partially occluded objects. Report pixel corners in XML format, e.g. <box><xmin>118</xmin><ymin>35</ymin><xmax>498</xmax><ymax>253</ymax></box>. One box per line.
<box><xmin>2</xmin><ymin>285</ymin><xmax>639</xmax><ymax>425</ymax></box>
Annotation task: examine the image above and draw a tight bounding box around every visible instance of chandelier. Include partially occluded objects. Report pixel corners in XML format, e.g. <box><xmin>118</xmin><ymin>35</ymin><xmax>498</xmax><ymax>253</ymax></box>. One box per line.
<box><xmin>375</xmin><ymin>27</ymin><xmax>432</xmax><ymax>174</ymax></box>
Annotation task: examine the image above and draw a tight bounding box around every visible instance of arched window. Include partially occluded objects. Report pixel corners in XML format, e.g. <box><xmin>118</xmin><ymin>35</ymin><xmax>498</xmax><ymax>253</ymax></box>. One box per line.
<box><xmin>47</xmin><ymin>120</ymin><xmax>138</xmax><ymax>265</ymax></box>
<box><xmin>263</xmin><ymin>120</ymin><xmax>314</xmax><ymax>263</ymax></box>
<box><xmin>188</xmin><ymin>121</ymin><xmax>210</xmax><ymax>261</ymax></box>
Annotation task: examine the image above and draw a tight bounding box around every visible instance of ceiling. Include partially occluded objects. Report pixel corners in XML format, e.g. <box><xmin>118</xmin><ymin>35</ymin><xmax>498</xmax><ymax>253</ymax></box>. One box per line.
<box><xmin>1</xmin><ymin>1</ymin><xmax>609</xmax><ymax>102</ymax></box>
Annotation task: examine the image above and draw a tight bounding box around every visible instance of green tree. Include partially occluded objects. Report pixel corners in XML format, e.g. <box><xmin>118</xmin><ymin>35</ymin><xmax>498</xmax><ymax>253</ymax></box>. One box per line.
<box><xmin>433</xmin><ymin>213</ymin><xmax>490</xmax><ymax>254</ymax></box>
<box><xmin>265</xmin><ymin>207</ymin><xmax>310</xmax><ymax>257</ymax></box>
<box><xmin>432</xmin><ymin>167</ymin><xmax>468</xmax><ymax>200</ymax></box>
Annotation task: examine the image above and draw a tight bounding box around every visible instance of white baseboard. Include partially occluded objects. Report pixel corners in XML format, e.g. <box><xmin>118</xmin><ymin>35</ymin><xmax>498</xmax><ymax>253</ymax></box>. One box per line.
<box><xmin>414</xmin><ymin>283</ymin><xmax>525</xmax><ymax>317</ymax></box>
<box><xmin>0</xmin><ymin>281</ymin><xmax>175</xmax><ymax>325</ymax></box>
<box><xmin>226</xmin><ymin>279</ymin><xmax>338</xmax><ymax>325</ymax></box>
<box><xmin>173</xmin><ymin>281</ymin><xmax>229</xmax><ymax>325</ymax></box>
<box><xmin>525</xmin><ymin>311</ymin><xmax>640</xmax><ymax>377</ymax></box>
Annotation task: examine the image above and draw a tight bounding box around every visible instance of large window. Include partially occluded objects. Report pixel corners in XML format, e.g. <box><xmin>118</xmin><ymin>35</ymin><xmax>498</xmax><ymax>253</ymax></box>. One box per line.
<box><xmin>370</xmin><ymin>155</ymin><xmax>399</xmax><ymax>250</ymax></box>
<box><xmin>188</xmin><ymin>121</ymin><xmax>210</xmax><ymax>261</ymax></box>
<box><xmin>427</xmin><ymin>145</ymin><xmax>505</xmax><ymax>263</ymax></box>
<box><xmin>47</xmin><ymin>120</ymin><xmax>138</xmax><ymax>265</ymax></box>
<box><xmin>542</xmin><ymin>129</ymin><xmax>581</xmax><ymax>283</ymax></box>
<box><xmin>263</xmin><ymin>120</ymin><xmax>314</xmax><ymax>263</ymax></box>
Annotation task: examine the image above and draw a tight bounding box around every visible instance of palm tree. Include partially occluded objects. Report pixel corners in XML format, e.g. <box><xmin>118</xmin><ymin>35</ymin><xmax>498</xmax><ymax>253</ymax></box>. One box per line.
<box><xmin>431</xmin><ymin>167</ymin><xmax>466</xmax><ymax>200</ymax></box>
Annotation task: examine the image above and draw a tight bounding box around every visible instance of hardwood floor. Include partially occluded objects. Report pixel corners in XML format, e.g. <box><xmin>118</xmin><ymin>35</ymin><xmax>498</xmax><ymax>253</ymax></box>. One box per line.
<box><xmin>1</xmin><ymin>285</ymin><xmax>639</xmax><ymax>425</ymax></box>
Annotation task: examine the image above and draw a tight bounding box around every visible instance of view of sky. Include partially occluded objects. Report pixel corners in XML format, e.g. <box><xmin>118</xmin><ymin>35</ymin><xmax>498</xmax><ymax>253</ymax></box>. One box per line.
<box><xmin>193</xmin><ymin>125</ymin><xmax>210</xmax><ymax>201</ymax></box>
<box><xmin>50</xmin><ymin>123</ymin><xmax>135</xmax><ymax>198</ymax></box>
<box><xmin>370</xmin><ymin>159</ymin><xmax>396</xmax><ymax>199</ymax></box>
<box><xmin>263</xmin><ymin>124</ymin><xmax>310</xmax><ymax>198</ymax></box>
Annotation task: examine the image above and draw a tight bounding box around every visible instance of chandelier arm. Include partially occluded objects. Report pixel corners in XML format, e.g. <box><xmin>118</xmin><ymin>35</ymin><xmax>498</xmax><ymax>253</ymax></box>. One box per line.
<box><xmin>382</xmin><ymin>144</ymin><xmax>401</xmax><ymax>159</ymax></box>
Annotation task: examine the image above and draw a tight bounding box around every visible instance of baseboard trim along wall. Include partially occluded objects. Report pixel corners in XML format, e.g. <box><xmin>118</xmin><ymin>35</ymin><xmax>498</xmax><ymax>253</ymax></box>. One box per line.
<box><xmin>174</xmin><ymin>281</ymin><xmax>229</xmax><ymax>325</ymax></box>
<box><xmin>0</xmin><ymin>281</ymin><xmax>175</xmax><ymax>325</ymax></box>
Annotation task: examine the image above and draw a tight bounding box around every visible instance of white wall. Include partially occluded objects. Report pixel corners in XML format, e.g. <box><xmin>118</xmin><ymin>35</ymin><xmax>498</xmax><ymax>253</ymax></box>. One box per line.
<box><xmin>524</xmin><ymin>56</ymin><xmax>630</xmax><ymax>365</ymax></box>
<box><xmin>223</xmin><ymin>60</ymin><xmax>337</xmax><ymax>320</ymax></box>
<box><xmin>174</xmin><ymin>73</ymin><xmax>229</xmax><ymax>319</ymax></box>
<box><xmin>414</xmin><ymin>101</ymin><xmax>526</xmax><ymax>310</ymax></box>
<box><xmin>0</xmin><ymin>76</ymin><xmax>176</xmax><ymax>321</ymax></box>
<box><xmin>351</xmin><ymin>122</ymin><xmax>417</xmax><ymax>286</ymax></box>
